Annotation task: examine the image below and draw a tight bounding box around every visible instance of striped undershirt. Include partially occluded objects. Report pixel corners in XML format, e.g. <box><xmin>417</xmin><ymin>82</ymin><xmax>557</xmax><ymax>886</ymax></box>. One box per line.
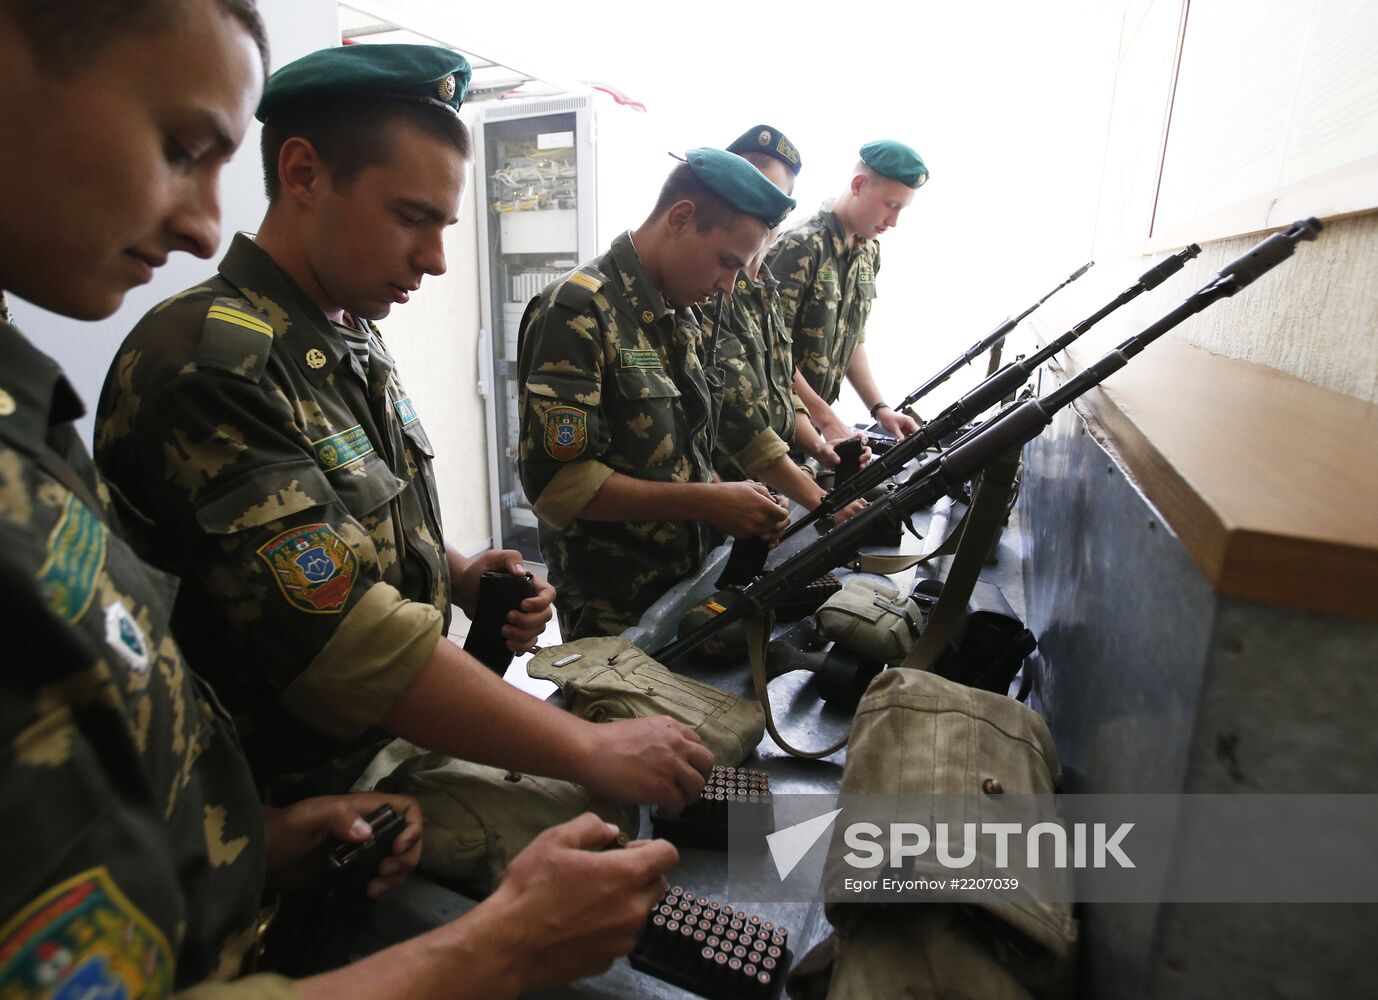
<box><xmin>332</xmin><ymin>320</ymin><xmax>370</xmax><ymax>374</ymax></box>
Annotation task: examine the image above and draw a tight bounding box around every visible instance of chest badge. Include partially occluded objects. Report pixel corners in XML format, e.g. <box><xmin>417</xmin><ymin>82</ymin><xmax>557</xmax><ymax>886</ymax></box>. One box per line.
<box><xmin>305</xmin><ymin>348</ymin><xmax>327</xmax><ymax>370</ymax></box>
<box><xmin>103</xmin><ymin>601</ymin><xmax>150</xmax><ymax>673</ymax></box>
<box><xmin>0</xmin><ymin>388</ymin><xmax>15</xmax><ymax>416</ymax></box>
<box><xmin>394</xmin><ymin>396</ymin><xmax>419</xmax><ymax>427</ymax></box>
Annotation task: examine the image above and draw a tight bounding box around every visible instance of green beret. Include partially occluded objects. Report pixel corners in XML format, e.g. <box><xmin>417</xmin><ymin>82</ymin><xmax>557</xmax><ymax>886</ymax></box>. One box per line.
<box><xmin>726</xmin><ymin>124</ymin><xmax>802</xmax><ymax>176</ymax></box>
<box><xmin>256</xmin><ymin>43</ymin><xmax>471</xmax><ymax>122</ymax></box>
<box><xmin>859</xmin><ymin>139</ymin><xmax>929</xmax><ymax>189</ymax></box>
<box><xmin>684</xmin><ymin>148</ymin><xmax>797</xmax><ymax>228</ymax></box>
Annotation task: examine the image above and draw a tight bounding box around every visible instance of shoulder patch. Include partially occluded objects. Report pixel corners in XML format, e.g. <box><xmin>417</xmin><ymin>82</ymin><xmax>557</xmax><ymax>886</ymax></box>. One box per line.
<box><xmin>0</xmin><ymin>866</ymin><xmax>175</xmax><ymax>998</ymax></box>
<box><xmin>195</xmin><ymin>296</ymin><xmax>276</xmax><ymax>382</ymax></box>
<box><xmin>554</xmin><ymin>266</ymin><xmax>607</xmax><ymax>312</ymax></box>
<box><xmin>257</xmin><ymin>523</ymin><xmax>358</xmax><ymax>614</ymax></box>
<box><xmin>543</xmin><ymin>405</ymin><xmax>587</xmax><ymax>460</ymax></box>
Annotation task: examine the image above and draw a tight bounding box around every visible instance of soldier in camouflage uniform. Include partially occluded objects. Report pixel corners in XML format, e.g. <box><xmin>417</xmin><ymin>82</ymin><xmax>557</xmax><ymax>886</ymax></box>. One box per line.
<box><xmin>96</xmin><ymin>45</ymin><xmax>712</xmax><ymax>816</ymax></box>
<box><xmin>4</xmin><ymin>12</ymin><xmax>681</xmax><ymax>999</ymax></box>
<box><xmin>519</xmin><ymin>149</ymin><xmax>796</xmax><ymax>638</ymax></box>
<box><xmin>0</xmin><ymin>4</ymin><xmax>425</xmax><ymax>995</ymax></box>
<box><xmin>709</xmin><ymin>126</ymin><xmax>868</xmax><ymax>522</ymax></box>
<box><xmin>768</xmin><ymin>140</ymin><xmax>930</xmax><ymax>445</ymax></box>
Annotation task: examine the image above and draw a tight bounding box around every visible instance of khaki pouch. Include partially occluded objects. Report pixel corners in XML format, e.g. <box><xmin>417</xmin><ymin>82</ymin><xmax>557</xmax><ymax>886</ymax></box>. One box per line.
<box><xmin>354</xmin><ymin>740</ymin><xmax>637</xmax><ymax>897</ymax></box>
<box><xmin>527</xmin><ymin>635</ymin><xmax>765</xmax><ymax>765</ymax></box>
<box><xmin>815</xmin><ymin>576</ymin><xmax>923</xmax><ymax>665</ymax></box>
<box><xmin>794</xmin><ymin>669</ymin><xmax>1076</xmax><ymax>999</ymax></box>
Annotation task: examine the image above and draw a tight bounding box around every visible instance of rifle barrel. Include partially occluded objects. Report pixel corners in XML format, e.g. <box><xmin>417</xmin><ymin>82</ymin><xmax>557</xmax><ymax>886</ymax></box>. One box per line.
<box><xmin>893</xmin><ymin>260</ymin><xmax>1095</xmax><ymax>414</ymax></box>
<box><xmin>790</xmin><ymin>245</ymin><xmax>1201</xmax><ymax>540</ymax></box>
<box><xmin>653</xmin><ymin>221</ymin><xmax>1319</xmax><ymax>665</ymax></box>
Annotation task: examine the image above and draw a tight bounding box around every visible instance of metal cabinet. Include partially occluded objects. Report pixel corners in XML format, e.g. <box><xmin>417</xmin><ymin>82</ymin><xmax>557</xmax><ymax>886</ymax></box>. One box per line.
<box><xmin>476</xmin><ymin>94</ymin><xmax>653</xmax><ymax>557</ymax></box>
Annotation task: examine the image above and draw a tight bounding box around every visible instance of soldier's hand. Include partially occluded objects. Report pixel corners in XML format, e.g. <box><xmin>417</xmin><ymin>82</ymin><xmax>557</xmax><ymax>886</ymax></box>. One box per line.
<box><xmin>816</xmin><ymin>432</ymin><xmax>872</xmax><ymax>471</ymax></box>
<box><xmin>834</xmin><ymin>431</ymin><xmax>874</xmax><ymax>469</ymax></box>
<box><xmin>577</xmin><ymin>716</ymin><xmax>713</xmax><ymax>813</ymax></box>
<box><xmin>478</xmin><ymin>814</ymin><xmax>678</xmax><ymax>989</ymax></box>
<box><xmin>810</xmin><ymin>437</ymin><xmax>842</xmax><ymax>468</ymax></box>
<box><xmin>261</xmin><ymin>792</ymin><xmax>423</xmax><ymax>899</ymax></box>
<box><xmin>456</xmin><ymin>549</ymin><xmax>556</xmax><ymax>651</ymax></box>
<box><xmin>505</xmin><ymin>570</ymin><xmax>556</xmax><ymax>652</ymax></box>
<box><xmin>877</xmin><ymin>407</ymin><xmax>921</xmax><ymax>440</ymax></box>
<box><xmin>706</xmin><ymin>481</ymin><xmax>791</xmax><ymax>539</ymax></box>
<box><xmin>832</xmin><ymin>497</ymin><xmax>869</xmax><ymax>525</ymax></box>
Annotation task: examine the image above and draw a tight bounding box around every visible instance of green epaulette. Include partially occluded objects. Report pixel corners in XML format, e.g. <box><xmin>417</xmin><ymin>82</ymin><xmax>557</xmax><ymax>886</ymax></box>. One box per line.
<box><xmin>194</xmin><ymin>296</ymin><xmax>276</xmax><ymax>382</ymax></box>
<box><xmin>553</xmin><ymin>265</ymin><xmax>607</xmax><ymax>312</ymax></box>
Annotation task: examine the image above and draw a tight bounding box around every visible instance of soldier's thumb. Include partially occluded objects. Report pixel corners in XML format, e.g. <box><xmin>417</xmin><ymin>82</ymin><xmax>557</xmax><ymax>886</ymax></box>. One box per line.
<box><xmin>331</xmin><ymin>802</ymin><xmax>374</xmax><ymax>842</ymax></box>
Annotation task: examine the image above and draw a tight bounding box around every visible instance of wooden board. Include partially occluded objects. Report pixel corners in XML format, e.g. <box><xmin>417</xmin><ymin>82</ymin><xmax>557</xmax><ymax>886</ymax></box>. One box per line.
<box><xmin>1049</xmin><ymin>336</ymin><xmax>1378</xmax><ymax>621</ymax></box>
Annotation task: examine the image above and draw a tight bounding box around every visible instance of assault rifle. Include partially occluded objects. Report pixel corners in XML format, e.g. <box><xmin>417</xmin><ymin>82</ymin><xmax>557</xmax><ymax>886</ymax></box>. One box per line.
<box><xmin>798</xmin><ymin>244</ymin><xmax>1202</xmax><ymax>538</ymax></box>
<box><xmin>657</xmin><ymin>220</ymin><xmax>1320</xmax><ymax>665</ymax></box>
<box><xmin>715</xmin><ymin>244</ymin><xmax>1201</xmax><ymax>587</ymax></box>
<box><xmin>890</xmin><ymin>260</ymin><xmax>1094</xmax><ymax>418</ymax></box>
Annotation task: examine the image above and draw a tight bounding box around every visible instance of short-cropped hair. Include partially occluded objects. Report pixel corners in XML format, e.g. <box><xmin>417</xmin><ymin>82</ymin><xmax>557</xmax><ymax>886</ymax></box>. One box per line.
<box><xmin>260</xmin><ymin>97</ymin><xmax>471</xmax><ymax>201</ymax></box>
<box><xmin>649</xmin><ymin>162</ymin><xmax>739</xmax><ymax>232</ymax></box>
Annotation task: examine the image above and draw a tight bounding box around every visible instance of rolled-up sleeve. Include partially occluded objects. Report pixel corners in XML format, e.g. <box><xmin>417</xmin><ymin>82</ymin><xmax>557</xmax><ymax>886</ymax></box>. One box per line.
<box><xmin>730</xmin><ymin>427</ymin><xmax>789</xmax><ymax>477</ymax></box>
<box><xmin>177</xmin><ymin>974</ymin><xmax>301</xmax><ymax>1000</ymax></box>
<box><xmin>281</xmin><ymin>581</ymin><xmax>441</xmax><ymax>741</ymax></box>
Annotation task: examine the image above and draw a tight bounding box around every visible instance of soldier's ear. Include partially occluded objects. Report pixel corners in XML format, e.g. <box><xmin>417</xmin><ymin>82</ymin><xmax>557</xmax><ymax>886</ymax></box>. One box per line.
<box><xmin>665</xmin><ymin>199</ymin><xmax>696</xmax><ymax>237</ymax></box>
<box><xmin>277</xmin><ymin>137</ymin><xmax>328</xmax><ymax>206</ymax></box>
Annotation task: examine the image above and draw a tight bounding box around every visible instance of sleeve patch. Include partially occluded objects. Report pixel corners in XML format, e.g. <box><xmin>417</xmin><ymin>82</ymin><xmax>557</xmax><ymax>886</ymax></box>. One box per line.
<box><xmin>544</xmin><ymin>405</ymin><xmax>588</xmax><ymax>460</ymax></box>
<box><xmin>0</xmin><ymin>866</ymin><xmax>174</xmax><ymax>998</ymax></box>
<box><xmin>257</xmin><ymin>523</ymin><xmax>359</xmax><ymax>613</ymax></box>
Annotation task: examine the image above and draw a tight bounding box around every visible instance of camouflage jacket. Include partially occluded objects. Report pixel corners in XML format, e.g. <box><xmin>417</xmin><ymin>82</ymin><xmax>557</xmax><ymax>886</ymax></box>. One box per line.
<box><xmin>766</xmin><ymin>207</ymin><xmax>881</xmax><ymax>405</ymax></box>
<box><xmin>94</xmin><ymin>235</ymin><xmax>448</xmax><ymax>799</ymax></box>
<box><xmin>0</xmin><ymin>318</ymin><xmax>290</xmax><ymax>996</ymax></box>
<box><xmin>703</xmin><ymin>265</ymin><xmax>803</xmax><ymax>479</ymax></box>
<box><xmin>517</xmin><ymin>231</ymin><xmax>715</xmax><ymax>638</ymax></box>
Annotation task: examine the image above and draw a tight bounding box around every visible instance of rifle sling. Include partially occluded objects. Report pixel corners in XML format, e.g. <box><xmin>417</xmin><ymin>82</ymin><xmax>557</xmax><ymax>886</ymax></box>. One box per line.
<box><xmin>898</xmin><ymin>450</ymin><xmax>1020</xmax><ymax>673</ymax></box>
<box><xmin>738</xmin><ymin>452</ymin><xmax>1017</xmax><ymax>759</ymax></box>
<box><xmin>745</xmin><ymin>614</ymin><xmax>849</xmax><ymax>760</ymax></box>
<box><xmin>844</xmin><ymin>505</ymin><xmax>969</xmax><ymax>575</ymax></box>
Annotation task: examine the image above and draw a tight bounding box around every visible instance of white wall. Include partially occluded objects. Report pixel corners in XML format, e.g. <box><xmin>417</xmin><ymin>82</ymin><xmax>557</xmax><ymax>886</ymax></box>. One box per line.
<box><xmin>10</xmin><ymin>0</ymin><xmax>339</xmax><ymax>443</ymax></box>
<box><xmin>357</xmin><ymin>0</ymin><xmax>1126</xmax><ymax>427</ymax></box>
<box><xmin>378</xmin><ymin>105</ymin><xmax>492</xmax><ymax>551</ymax></box>
<box><xmin>1036</xmin><ymin>0</ymin><xmax>1378</xmax><ymax>407</ymax></box>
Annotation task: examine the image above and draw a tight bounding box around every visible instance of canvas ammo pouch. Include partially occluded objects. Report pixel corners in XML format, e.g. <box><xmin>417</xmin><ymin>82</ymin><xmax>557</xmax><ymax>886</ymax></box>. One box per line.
<box><xmin>527</xmin><ymin>635</ymin><xmax>766</xmax><ymax>765</ymax></box>
<box><xmin>353</xmin><ymin>740</ymin><xmax>638</xmax><ymax>897</ymax></box>
<box><xmin>789</xmin><ymin>669</ymin><xmax>1076</xmax><ymax>1000</ymax></box>
<box><xmin>815</xmin><ymin>576</ymin><xmax>922</xmax><ymax>665</ymax></box>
